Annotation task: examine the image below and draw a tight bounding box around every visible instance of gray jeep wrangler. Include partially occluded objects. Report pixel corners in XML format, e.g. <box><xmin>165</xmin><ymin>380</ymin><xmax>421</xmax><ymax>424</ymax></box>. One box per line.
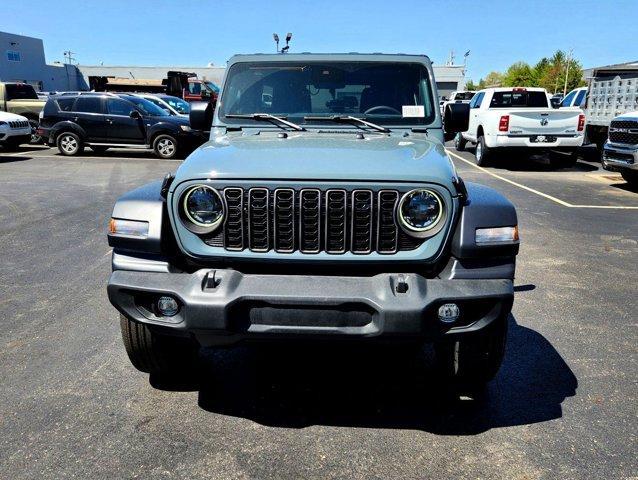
<box><xmin>107</xmin><ymin>54</ymin><xmax>519</xmax><ymax>386</ymax></box>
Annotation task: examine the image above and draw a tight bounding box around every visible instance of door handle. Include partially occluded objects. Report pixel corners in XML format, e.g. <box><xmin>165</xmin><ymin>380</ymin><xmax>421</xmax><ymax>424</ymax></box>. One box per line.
<box><xmin>106</xmin><ymin>119</ymin><xmax>113</xmax><ymax>124</ymax></box>
<box><xmin>73</xmin><ymin>117</ymin><xmax>79</xmax><ymax>122</ymax></box>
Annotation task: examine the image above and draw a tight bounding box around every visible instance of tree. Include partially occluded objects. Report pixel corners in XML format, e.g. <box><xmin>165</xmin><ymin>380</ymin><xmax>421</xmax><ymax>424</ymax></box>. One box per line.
<box><xmin>502</xmin><ymin>62</ymin><xmax>535</xmax><ymax>87</ymax></box>
<box><xmin>479</xmin><ymin>71</ymin><xmax>504</xmax><ymax>88</ymax></box>
<box><xmin>465</xmin><ymin>79</ymin><xmax>477</xmax><ymax>91</ymax></box>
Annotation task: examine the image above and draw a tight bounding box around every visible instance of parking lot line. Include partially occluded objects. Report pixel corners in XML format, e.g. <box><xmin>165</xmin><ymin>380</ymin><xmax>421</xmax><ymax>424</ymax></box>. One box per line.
<box><xmin>446</xmin><ymin>149</ymin><xmax>638</xmax><ymax>210</ymax></box>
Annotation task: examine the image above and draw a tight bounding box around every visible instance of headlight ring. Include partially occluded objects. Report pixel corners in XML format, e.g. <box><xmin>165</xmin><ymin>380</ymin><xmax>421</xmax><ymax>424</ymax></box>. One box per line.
<box><xmin>180</xmin><ymin>185</ymin><xmax>225</xmax><ymax>234</ymax></box>
<box><xmin>397</xmin><ymin>188</ymin><xmax>445</xmax><ymax>238</ymax></box>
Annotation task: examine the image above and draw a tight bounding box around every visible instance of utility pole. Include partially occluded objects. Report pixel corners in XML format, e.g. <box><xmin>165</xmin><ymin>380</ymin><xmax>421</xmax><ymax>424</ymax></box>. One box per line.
<box><xmin>63</xmin><ymin>50</ymin><xmax>77</xmax><ymax>65</ymax></box>
<box><xmin>563</xmin><ymin>48</ymin><xmax>573</xmax><ymax>97</ymax></box>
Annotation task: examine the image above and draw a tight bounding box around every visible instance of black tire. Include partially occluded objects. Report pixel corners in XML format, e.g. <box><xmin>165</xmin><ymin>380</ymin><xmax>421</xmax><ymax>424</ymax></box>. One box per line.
<box><xmin>621</xmin><ymin>170</ymin><xmax>638</xmax><ymax>186</ymax></box>
<box><xmin>454</xmin><ymin>132</ymin><xmax>467</xmax><ymax>152</ymax></box>
<box><xmin>550</xmin><ymin>150</ymin><xmax>578</xmax><ymax>169</ymax></box>
<box><xmin>90</xmin><ymin>146</ymin><xmax>110</xmax><ymax>154</ymax></box>
<box><xmin>434</xmin><ymin>314</ymin><xmax>508</xmax><ymax>388</ymax></box>
<box><xmin>475</xmin><ymin>135</ymin><xmax>491</xmax><ymax>166</ymax></box>
<box><xmin>56</xmin><ymin>131</ymin><xmax>84</xmax><ymax>156</ymax></box>
<box><xmin>120</xmin><ymin>314</ymin><xmax>198</xmax><ymax>375</ymax></box>
<box><xmin>153</xmin><ymin>134</ymin><xmax>179</xmax><ymax>159</ymax></box>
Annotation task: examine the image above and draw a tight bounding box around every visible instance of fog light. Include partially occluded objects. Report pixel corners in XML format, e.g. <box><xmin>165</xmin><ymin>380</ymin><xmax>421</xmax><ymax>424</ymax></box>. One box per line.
<box><xmin>157</xmin><ymin>296</ymin><xmax>179</xmax><ymax>317</ymax></box>
<box><xmin>438</xmin><ymin>303</ymin><xmax>460</xmax><ymax>323</ymax></box>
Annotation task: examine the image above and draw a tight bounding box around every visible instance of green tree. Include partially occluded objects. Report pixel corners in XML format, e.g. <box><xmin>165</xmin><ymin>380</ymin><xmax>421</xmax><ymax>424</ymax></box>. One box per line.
<box><xmin>478</xmin><ymin>71</ymin><xmax>504</xmax><ymax>88</ymax></box>
<box><xmin>465</xmin><ymin>79</ymin><xmax>477</xmax><ymax>91</ymax></box>
<box><xmin>502</xmin><ymin>62</ymin><xmax>535</xmax><ymax>87</ymax></box>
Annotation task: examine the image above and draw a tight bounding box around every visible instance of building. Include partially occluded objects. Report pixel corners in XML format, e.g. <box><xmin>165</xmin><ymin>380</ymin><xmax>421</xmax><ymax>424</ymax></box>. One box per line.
<box><xmin>432</xmin><ymin>64</ymin><xmax>467</xmax><ymax>100</ymax></box>
<box><xmin>0</xmin><ymin>31</ymin><xmax>84</xmax><ymax>91</ymax></box>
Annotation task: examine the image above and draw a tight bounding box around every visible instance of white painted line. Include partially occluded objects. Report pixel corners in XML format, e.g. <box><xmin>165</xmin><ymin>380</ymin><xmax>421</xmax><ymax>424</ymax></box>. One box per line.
<box><xmin>446</xmin><ymin>149</ymin><xmax>638</xmax><ymax>210</ymax></box>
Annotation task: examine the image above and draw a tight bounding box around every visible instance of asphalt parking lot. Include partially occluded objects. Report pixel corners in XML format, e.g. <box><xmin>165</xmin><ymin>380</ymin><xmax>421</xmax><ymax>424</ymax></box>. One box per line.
<box><xmin>1</xmin><ymin>144</ymin><xmax>636</xmax><ymax>479</ymax></box>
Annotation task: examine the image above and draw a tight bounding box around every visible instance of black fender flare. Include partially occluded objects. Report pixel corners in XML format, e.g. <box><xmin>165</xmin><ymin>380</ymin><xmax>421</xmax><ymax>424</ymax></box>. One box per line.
<box><xmin>147</xmin><ymin>124</ymin><xmax>181</xmax><ymax>145</ymax></box>
<box><xmin>51</xmin><ymin>121</ymin><xmax>86</xmax><ymax>143</ymax></box>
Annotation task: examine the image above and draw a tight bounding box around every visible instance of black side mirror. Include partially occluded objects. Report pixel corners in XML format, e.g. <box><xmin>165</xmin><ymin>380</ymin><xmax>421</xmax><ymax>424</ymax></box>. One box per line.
<box><xmin>130</xmin><ymin>110</ymin><xmax>142</xmax><ymax>120</ymax></box>
<box><xmin>550</xmin><ymin>98</ymin><xmax>561</xmax><ymax>108</ymax></box>
<box><xmin>189</xmin><ymin>101</ymin><xmax>214</xmax><ymax>131</ymax></box>
<box><xmin>443</xmin><ymin>103</ymin><xmax>470</xmax><ymax>141</ymax></box>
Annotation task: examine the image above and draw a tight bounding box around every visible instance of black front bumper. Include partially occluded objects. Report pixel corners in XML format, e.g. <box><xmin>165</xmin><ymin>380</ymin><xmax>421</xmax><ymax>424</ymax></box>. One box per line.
<box><xmin>108</xmin><ymin>269</ymin><xmax>513</xmax><ymax>346</ymax></box>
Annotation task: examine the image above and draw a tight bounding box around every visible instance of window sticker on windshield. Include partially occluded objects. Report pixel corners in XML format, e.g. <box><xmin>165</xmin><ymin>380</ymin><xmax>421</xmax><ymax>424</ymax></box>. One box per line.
<box><xmin>402</xmin><ymin>105</ymin><xmax>425</xmax><ymax>118</ymax></box>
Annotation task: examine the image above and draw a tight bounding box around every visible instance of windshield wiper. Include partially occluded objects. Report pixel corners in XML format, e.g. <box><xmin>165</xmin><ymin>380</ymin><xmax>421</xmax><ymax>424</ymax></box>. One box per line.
<box><xmin>303</xmin><ymin>115</ymin><xmax>390</xmax><ymax>133</ymax></box>
<box><xmin>225</xmin><ymin>113</ymin><xmax>305</xmax><ymax>131</ymax></box>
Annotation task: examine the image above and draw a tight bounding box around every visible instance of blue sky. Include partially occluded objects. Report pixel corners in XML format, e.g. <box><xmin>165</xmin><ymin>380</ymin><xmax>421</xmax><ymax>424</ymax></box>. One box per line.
<box><xmin>5</xmin><ymin>0</ymin><xmax>637</xmax><ymax>81</ymax></box>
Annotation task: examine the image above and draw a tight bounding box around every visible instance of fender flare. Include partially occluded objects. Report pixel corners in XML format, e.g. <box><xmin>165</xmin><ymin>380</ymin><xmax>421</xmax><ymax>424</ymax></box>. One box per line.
<box><xmin>50</xmin><ymin>121</ymin><xmax>86</xmax><ymax>143</ymax></box>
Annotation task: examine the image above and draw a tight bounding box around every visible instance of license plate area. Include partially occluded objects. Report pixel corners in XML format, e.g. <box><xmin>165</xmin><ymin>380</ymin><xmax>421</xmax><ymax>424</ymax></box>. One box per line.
<box><xmin>530</xmin><ymin>135</ymin><xmax>557</xmax><ymax>143</ymax></box>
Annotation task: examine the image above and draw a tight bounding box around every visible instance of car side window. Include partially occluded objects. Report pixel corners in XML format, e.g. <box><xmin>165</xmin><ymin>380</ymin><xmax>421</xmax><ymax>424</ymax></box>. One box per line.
<box><xmin>106</xmin><ymin>98</ymin><xmax>135</xmax><ymax>116</ymax></box>
<box><xmin>561</xmin><ymin>90</ymin><xmax>576</xmax><ymax>107</ymax></box>
<box><xmin>75</xmin><ymin>97</ymin><xmax>103</xmax><ymax>114</ymax></box>
<box><xmin>470</xmin><ymin>92</ymin><xmax>484</xmax><ymax>108</ymax></box>
<box><xmin>56</xmin><ymin>97</ymin><xmax>76</xmax><ymax>112</ymax></box>
<box><xmin>188</xmin><ymin>82</ymin><xmax>201</xmax><ymax>95</ymax></box>
<box><xmin>574</xmin><ymin>90</ymin><xmax>586</xmax><ymax>107</ymax></box>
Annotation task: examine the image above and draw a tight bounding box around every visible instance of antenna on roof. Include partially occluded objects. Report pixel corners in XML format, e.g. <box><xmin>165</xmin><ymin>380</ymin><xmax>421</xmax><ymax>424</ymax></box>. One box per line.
<box><xmin>273</xmin><ymin>32</ymin><xmax>292</xmax><ymax>54</ymax></box>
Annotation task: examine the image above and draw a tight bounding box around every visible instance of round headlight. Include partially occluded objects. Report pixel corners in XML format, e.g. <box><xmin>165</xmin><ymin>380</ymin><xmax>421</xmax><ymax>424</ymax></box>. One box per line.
<box><xmin>182</xmin><ymin>185</ymin><xmax>224</xmax><ymax>231</ymax></box>
<box><xmin>398</xmin><ymin>189</ymin><xmax>444</xmax><ymax>237</ymax></box>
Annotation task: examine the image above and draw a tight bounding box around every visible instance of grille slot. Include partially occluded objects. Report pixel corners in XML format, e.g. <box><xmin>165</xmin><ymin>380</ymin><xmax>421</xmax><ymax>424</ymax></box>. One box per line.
<box><xmin>274</xmin><ymin>189</ymin><xmax>295</xmax><ymax>253</ymax></box>
<box><xmin>223</xmin><ymin>188</ymin><xmax>244</xmax><ymax>250</ymax></box>
<box><xmin>351</xmin><ymin>190</ymin><xmax>373</xmax><ymax>254</ymax></box>
<box><xmin>325</xmin><ymin>189</ymin><xmax>347</xmax><ymax>254</ymax></box>
<box><xmin>377</xmin><ymin>190</ymin><xmax>399</xmax><ymax>253</ymax></box>
<box><xmin>9</xmin><ymin>120</ymin><xmax>30</xmax><ymax>129</ymax></box>
<box><xmin>299</xmin><ymin>189</ymin><xmax>321</xmax><ymax>253</ymax></box>
<box><xmin>248</xmin><ymin>188</ymin><xmax>269</xmax><ymax>252</ymax></box>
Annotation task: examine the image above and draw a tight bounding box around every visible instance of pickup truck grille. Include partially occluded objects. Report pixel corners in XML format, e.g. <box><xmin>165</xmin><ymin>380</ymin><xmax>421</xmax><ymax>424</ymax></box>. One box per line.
<box><xmin>213</xmin><ymin>187</ymin><xmax>422</xmax><ymax>255</ymax></box>
<box><xmin>609</xmin><ymin>120</ymin><xmax>638</xmax><ymax>144</ymax></box>
<box><xmin>8</xmin><ymin>120</ymin><xmax>30</xmax><ymax>129</ymax></box>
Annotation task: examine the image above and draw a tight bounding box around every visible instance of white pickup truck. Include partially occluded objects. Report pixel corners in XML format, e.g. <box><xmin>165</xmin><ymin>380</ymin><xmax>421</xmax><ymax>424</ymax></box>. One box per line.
<box><xmin>455</xmin><ymin>87</ymin><xmax>585</xmax><ymax>166</ymax></box>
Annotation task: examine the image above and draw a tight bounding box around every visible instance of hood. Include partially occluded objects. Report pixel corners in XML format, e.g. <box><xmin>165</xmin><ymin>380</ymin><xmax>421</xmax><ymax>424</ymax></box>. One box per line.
<box><xmin>0</xmin><ymin>111</ymin><xmax>29</xmax><ymax>122</ymax></box>
<box><xmin>150</xmin><ymin>114</ymin><xmax>190</xmax><ymax>125</ymax></box>
<box><xmin>174</xmin><ymin>131</ymin><xmax>456</xmax><ymax>190</ymax></box>
<box><xmin>614</xmin><ymin>111</ymin><xmax>638</xmax><ymax>121</ymax></box>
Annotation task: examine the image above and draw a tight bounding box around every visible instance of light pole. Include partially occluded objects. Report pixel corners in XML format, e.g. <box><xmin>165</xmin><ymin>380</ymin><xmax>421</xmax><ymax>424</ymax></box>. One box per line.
<box><xmin>563</xmin><ymin>48</ymin><xmax>573</xmax><ymax>97</ymax></box>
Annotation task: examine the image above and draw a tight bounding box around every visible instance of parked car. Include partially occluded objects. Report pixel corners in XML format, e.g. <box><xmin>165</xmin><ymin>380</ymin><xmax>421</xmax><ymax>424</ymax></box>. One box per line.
<box><xmin>107</xmin><ymin>53</ymin><xmax>520</xmax><ymax>388</ymax></box>
<box><xmin>455</xmin><ymin>87</ymin><xmax>585</xmax><ymax>167</ymax></box>
<box><xmin>0</xmin><ymin>82</ymin><xmax>46</xmax><ymax>143</ymax></box>
<box><xmin>182</xmin><ymin>79</ymin><xmax>219</xmax><ymax>104</ymax></box>
<box><xmin>38</xmin><ymin>93</ymin><xmax>204</xmax><ymax>159</ymax></box>
<box><xmin>0</xmin><ymin>111</ymin><xmax>32</xmax><ymax>150</ymax></box>
<box><xmin>602</xmin><ymin>110</ymin><xmax>638</xmax><ymax>186</ymax></box>
<box><xmin>441</xmin><ymin>90</ymin><xmax>475</xmax><ymax>115</ymax></box>
<box><xmin>132</xmin><ymin>93</ymin><xmax>190</xmax><ymax>117</ymax></box>
<box><xmin>560</xmin><ymin>87</ymin><xmax>587</xmax><ymax>108</ymax></box>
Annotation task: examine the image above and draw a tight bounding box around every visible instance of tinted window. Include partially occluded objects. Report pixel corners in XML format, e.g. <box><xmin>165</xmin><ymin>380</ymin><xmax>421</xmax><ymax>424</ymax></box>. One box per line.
<box><xmin>5</xmin><ymin>84</ymin><xmax>38</xmax><ymax>100</ymax></box>
<box><xmin>490</xmin><ymin>91</ymin><xmax>548</xmax><ymax>108</ymax></box>
<box><xmin>188</xmin><ymin>82</ymin><xmax>202</xmax><ymax>95</ymax></box>
<box><xmin>574</xmin><ymin>90</ymin><xmax>586</xmax><ymax>107</ymax></box>
<box><xmin>163</xmin><ymin>96</ymin><xmax>190</xmax><ymax>114</ymax></box>
<box><xmin>470</xmin><ymin>92</ymin><xmax>484</xmax><ymax>108</ymax></box>
<box><xmin>75</xmin><ymin>97</ymin><xmax>103</xmax><ymax>114</ymax></box>
<box><xmin>454</xmin><ymin>92</ymin><xmax>475</xmax><ymax>101</ymax></box>
<box><xmin>123</xmin><ymin>96</ymin><xmax>169</xmax><ymax>116</ymax></box>
<box><xmin>561</xmin><ymin>90</ymin><xmax>577</xmax><ymax>107</ymax></box>
<box><xmin>220</xmin><ymin>61</ymin><xmax>436</xmax><ymax>125</ymax></box>
<box><xmin>56</xmin><ymin>97</ymin><xmax>76</xmax><ymax>112</ymax></box>
<box><xmin>107</xmin><ymin>98</ymin><xmax>135</xmax><ymax>116</ymax></box>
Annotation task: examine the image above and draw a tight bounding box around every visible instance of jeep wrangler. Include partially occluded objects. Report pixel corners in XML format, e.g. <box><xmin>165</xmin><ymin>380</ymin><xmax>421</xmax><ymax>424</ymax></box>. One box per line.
<box><xmin>107</xmin><ymin>54</ymin><xmax>519</xmax><ymax>386</ymax></box>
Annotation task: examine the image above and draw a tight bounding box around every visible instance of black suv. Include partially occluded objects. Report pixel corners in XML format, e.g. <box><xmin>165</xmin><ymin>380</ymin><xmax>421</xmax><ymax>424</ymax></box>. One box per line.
<box><xmin>38</xmin><ymin>93</ymin><xmax>204</xmax><ymax>158</ymax></box>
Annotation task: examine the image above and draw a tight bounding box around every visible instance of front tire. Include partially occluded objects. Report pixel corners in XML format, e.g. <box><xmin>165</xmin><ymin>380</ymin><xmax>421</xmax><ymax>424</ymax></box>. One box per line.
<box><xmin>434</xmin><ymin>314</ymin><xmax>508</xmax><ymax>388</ymax></box>
<box><xmin>120</xmin><ymin>315</ymin><xmax>199</xmax><ymax>375</ymax></box>
<box><xmin>454</xmin><ymin>133</ymin><xmax>467</xmax><ymax>151</ymax></box>
<box><xmin>153</xmin><ymin>134</ymin><xmax>179</xmax><ymax>159</ymax></box>
<box><xmin>621</xmin><ymin>170</ymin><xmax>638</xmax><ymax>186</ymax></box>
<box><xmin>56</xmin><ymin>132</ymin><xmax>84</xmax><ymax>156</ymax></box>
<box><xmin>475</xmin><ymin>135</ymin><xmax>491</xmax><ymax>166</ymax></box>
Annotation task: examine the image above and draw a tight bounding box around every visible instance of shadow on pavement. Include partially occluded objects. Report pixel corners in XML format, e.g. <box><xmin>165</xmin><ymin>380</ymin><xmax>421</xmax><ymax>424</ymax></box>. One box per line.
<box><xmin>609</xmin><ymin>181</ymin><xmax>638</xmax><ymax>194</ymax></box>
<box><xmin>151</xmin><ymin>314</ymin><xmax>577</xmax><ymax>434</ymax></box>
<box><xmin>0</xmin><ymin>154</ymin><xmax>32</xmax><ymax>163</ymax></box>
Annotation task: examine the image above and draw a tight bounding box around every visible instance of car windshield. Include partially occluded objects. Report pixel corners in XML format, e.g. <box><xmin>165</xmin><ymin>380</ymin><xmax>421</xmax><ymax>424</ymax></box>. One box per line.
<box><xmin>125</xmin><ymin>96</ymin><xmax>169</xmax><ymax>116</ymax></box>
<box><xmin>219</xmin><ymin>61</ymin><xmax>436</xmax><ymax>126</ymax></box>
<box><xmin>454</xmin><ymin>92</ymin><xmax>475</xmax><ymax>100</ymax></box>
<box><xmin>163</xmin><ymin>95</ymin><xmax>190</xmax><ymax>114</ymax></box>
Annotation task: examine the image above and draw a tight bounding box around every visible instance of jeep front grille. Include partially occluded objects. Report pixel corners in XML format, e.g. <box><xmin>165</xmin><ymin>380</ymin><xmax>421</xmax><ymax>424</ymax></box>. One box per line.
<box><xmin>213</xmin><ymin>187</ymin><xmax>423</xmax><ymax>254</ymax></box>
<box><xmin>609</xmin><ymin>119</ymin><xmax>638</xmax><ymax>144</ymax></box>
<box><xmin>9</xmin><ymin>120</ymin><xmax>30</xmax><ymax>129</ymax></box>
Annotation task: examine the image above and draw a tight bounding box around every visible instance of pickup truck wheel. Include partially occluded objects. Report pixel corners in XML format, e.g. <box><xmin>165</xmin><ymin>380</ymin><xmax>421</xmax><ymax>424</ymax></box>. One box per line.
<box><xmin>120</xmin><ymin>315</ymin><xmax>198</xmax><ymax>375</ymax></box>
<box><xmin>434</xmin><ymin>314</ymin><xmax>508</xmax><ymax>388</ymax></box>
<box><xmin>475</xmin><ymin>135</ymin><xmax>491</xmax><ymax>166</ymax></box>
<box><xmin>454</xmin><ymin>133</ymin><xmax>467</xmax><ymax>152</ymax></box>
<box><xmin>57</xmin><ymin>132</ymin><xmax>84</xmax><ymax>156</ymax></box>
<box><xmin>621</xmin><ymin>170</ymin><xmax>638</xmax><ymax>186</ymax></box>
<box><xmin>153</xmin><ymin>134</ymin><xmax>179</xmax><ymax>159</ymax></box>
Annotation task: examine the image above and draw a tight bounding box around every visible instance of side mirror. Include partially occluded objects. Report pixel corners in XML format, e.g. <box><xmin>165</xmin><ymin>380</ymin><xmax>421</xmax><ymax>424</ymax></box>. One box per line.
<box><xmin>130</xmin><ymin>110</ymin><xmax>142</xmax><ymax>120</ymax></box>
<box><xmin>201</xmin><ymin>89</ymin><xmax>211</xmax><ymax>99</ymax></box>
<box><xmin>550</xmin><ymin>98</ymin><xmax>561</xmax><ymax>108</ymax></box>
<box><xmin>189</xmin><ymin>101</ymin><xmax>214</xmax><ymax>131</ymax></box>
<box><xmin>443</xmin><ymin>103</ymin><xmax>470</xmax><ymax>141</ymax></box>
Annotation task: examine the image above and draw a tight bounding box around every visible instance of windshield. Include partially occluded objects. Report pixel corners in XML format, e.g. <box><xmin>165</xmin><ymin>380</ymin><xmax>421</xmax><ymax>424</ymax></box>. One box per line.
<box><xmin>6</xmin><ymin>84</ymin><xmax>39</xmax><ymax>101</ymax></box>
<box><xmin>125</xmin><ymin>96</ymin><xmax>169</xmax><ymax>116</ymax></box>
<box><xmin>219</xmin><ymin>61</ymin><xmax>435</xmax><ymax>126</ymax></box>
<box><xmin>163</xmin><ymin>95</ymin><xmax>190</xmax><ymax>114</ymax></box>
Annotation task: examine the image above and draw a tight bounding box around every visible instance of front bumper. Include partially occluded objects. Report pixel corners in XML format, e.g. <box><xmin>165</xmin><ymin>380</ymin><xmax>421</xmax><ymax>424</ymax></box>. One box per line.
<box><xmin>602</xmin><ymin>141</ymin><xmax>638</xmax><ymax>172</ymax></box>
<box><xmin>107</xmin><ymin>268</ymin><xmax>513</xmax><ymax>346</ymax></box>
